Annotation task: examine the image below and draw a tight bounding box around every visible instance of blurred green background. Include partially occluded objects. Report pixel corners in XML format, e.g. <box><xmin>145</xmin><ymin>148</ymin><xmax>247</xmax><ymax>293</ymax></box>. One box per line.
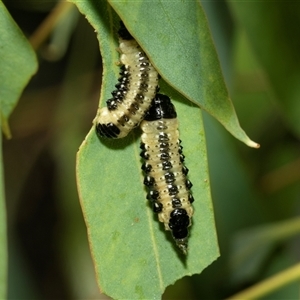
<box><xmin>3</xmin><ymin>0</ymin><xmax>300</xmax><ymax>299</ymax></box>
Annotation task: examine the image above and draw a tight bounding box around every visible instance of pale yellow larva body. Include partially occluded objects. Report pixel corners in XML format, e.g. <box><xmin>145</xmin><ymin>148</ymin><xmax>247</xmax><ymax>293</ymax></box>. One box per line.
<box><xmin>95</xmin><ymin>31</ymin><xmax>159</xmax><ymax>138</ymax></box>
<box><xmin>140</xmin><ymin>94</ymin><xmax>194</xmax><ymax>254</ymax></box>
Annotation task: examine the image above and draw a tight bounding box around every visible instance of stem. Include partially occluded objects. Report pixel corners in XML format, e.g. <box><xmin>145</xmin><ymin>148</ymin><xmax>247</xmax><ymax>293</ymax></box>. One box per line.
<box><xmin>226</xmin><ymin>262</ymin><xmax>300</xmax><ymax>300</ymax></box>
<box><xmin>29</xmin><ymin>1</ymin><xmax>74</xmax><ymax>50</ymax></box>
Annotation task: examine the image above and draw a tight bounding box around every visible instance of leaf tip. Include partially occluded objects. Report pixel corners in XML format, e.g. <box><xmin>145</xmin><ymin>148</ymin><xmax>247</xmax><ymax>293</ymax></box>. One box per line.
<box><xmin>246</xmin><ymin>140</ymin><xmax>260</xmax><ymax>149</ymax></box>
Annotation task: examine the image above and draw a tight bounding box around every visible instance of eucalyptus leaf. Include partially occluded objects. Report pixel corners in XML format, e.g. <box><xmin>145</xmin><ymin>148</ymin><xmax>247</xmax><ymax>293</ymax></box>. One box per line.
<box><xmin>108</xmin><ymin>0</ymin><xmax>259</xmax><ymax>148</ymax></box>
<box><xmin>73</xmin><ymin>1</ymin><xmax>219</xmax><ymax>298</ymax></box>
<box><xmin>0</xmin><ymin>0</ymin><xmax>38</xmax><ymax>137</ymax></box>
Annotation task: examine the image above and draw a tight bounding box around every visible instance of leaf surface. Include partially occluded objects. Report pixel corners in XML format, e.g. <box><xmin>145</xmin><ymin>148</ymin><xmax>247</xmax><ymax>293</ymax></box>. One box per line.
<box><xmin>108</xmin><ymin>0</ymin><xmax>259</xmax><ymax>148</ymax></box>
<box><xmin>0</xmin><ymin>1</ymin><xmax>38</xmax><ymax>136</ymax></box>
<box><xmin>73</xmin><ymin>1</ymin><xmax>219</xmax><ymax>299</ymax></box>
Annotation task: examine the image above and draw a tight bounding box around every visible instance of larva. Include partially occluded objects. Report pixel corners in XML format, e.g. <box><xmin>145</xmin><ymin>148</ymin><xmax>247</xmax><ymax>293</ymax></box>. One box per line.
<box><xmin>95</xmin><ymin>22</ymin><xmax>159</xmax><ymax>138</ymax></box>
<box><xmin>140</xmin><ymin>94</ymin><xmax>194</xmax><ymax>254</ymax></box>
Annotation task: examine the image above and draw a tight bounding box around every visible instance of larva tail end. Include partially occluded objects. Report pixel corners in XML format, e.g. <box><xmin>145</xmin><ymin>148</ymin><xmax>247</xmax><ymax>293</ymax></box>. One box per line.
<box><xmin>175</xmin><ymin>238</ymin><xmax>188</xmax><ymax>255</ymax></box>
<box><xmin>169</xmin><ymin>208</ymin><xmax>190</xmax><ymax>254</ymax></box>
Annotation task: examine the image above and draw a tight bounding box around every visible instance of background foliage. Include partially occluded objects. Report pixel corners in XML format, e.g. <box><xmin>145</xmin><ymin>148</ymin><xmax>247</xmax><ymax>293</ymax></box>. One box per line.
<box><xmin>1</xmin><ymin>0</ymin><xmax>300</xmax><ymax>299</ymax></box>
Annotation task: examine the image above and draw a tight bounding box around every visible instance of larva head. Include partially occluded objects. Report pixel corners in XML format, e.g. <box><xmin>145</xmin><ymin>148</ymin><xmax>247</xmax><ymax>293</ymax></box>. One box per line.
<box><xmin>144</xmin><ymin>94</ymin><xmax>177</xmax><ymax>121</ymax></box>
<box><xmin>168</xmin><ymin>208</ymin><xmax>190</xmax><ymax>254</ymax></box>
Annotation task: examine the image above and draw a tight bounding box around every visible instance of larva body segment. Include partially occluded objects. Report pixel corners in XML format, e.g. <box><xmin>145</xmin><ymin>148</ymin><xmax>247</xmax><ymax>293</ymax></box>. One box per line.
<box><xmin>95</xmin><ymin>23</ymin><xmax>159</xmax><ymax>139</ymax></box>
<box><xmin>140</xmin><ymin>94</ymin><xmax>194</xmax><ymax>254</ymax></box>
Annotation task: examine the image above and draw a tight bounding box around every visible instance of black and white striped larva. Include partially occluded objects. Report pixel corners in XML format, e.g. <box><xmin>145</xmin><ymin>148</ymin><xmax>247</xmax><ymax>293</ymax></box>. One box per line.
<box><xmin>140</xmin><ymin>94</ymin><xmax>194</xmax><ymax>254</ymax></box>
<box><xmin>95</xmin><ymin>22</ymin><xmax>159</xmax><ymax>138</ymax></box>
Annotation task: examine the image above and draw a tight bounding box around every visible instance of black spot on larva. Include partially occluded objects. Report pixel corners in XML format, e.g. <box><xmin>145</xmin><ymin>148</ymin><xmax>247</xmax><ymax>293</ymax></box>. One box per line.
<box><xmin>112</xmin><ymin>90</ymin><xmax>126</xmax><ymax>100</ymax></box>
<box><xmin>165</xmin><ymin>172</ymin><xmax>175</xmax><ymax>183</ymax></box>
<box><xmin>141</xmin><ymin>162</ymin><xmax>152</xmax><ymax>173</ymax></box>
<box><xmin>159</xmin><ymin>146</ymin><xmax>169</xmax><ymax>153</ymax></box>
<box><xmin>160</xmin><ymin>152</ymin><xmax>170</xmax><ymax>161</ymax></box>
<box><xmin>118</xmin><ymin>76</ymin><xmax>129</xmax><ymax>85</ymax></box>
<box><xmin>172</xmin><ymin>198</ymin><xmax>182</xmax><ymax>208</ymax></box>
<box><xmin>158</xmin><ymin>133</ymin><xmax>169</xmax><ymax>142</ymax></box>
<box><xmin>180</xmin><ymin>154</ymin><xmax>185</xmax><ymax>163</ymax></box>
<box><xmin>119</xmin><ymin>67</ymin><xmax>130</xmax><ymax>78</ymax></box>
<box><xmin>120</xmin><ymin>64</ymin><xmax>126</xmax><ymax>70</ymax></box>
<box><xmin>159</xmin><ymin>142</ymin><xmax>169</xmax><ymax>149</ymax></box>
<box><xmin>141</xmin><ymin>61</ymin><xmax>150</xmax><ymax>66</ymax></box>
<box><xmin>178</xmin><ymin>145</ymin><xmax>183</xmax><ymax>154</ymax></box>
<box><xmin>162</xmin><ymin>161</ymin><xmax>173</xmax><ymax>170</ymax></box>
<box><xmin>139</xmin><ymin>83</ymin><xmax>148</xmax><ymax>92</ymax></box>
<box><xmin>134</xmin><ymin>93</ymin><xmax>144</xmax><ymax>103</ymax></box>
<box><xmin>138</xmin><ymin>53</ymin><xmax>147</xmax><ymax>59</ymax></box>
<box><xmin>157</xmin><ymin>124</ymin><xmax>168</xmax><ymax>130</ymax></box>
<box><xmin>140</xmin><ymin>64</ymin><xmax>150</xmax><ymax>70</ymax></box>
<box><xmin>168</xmin><ymin>184</ymin><xmax>179</xmax><ymax>196</ymax></box>
<box><xmin>115</xmin><ymin>82</ymin><xmax>128</xmax><ymax>92</ymax></box>
<box><xmin>117</xmin><ymin>114</ymin><xmax>130</xmax><ymax>126</ymax></box>
<box><xmin>106</xmin><ymin>99</ymin><xmax>118</xmax><ymax>110</ymax></box>
<box><xmin>119</xmin><ymin>68</ymin><xmax>130</xmax><ymax>80</ymax></box>
<box><xmin>140</xmin><ymin>150</ymin><xmax>149</xmax><ymax>160</ymax></box>
<box><xmin>153</xmin><ymin>202</ymin><xmax>163</xmax><ymax>213</ymax></box>
<box><xmin>144</xmin><ymin>176</ymin><xmax>155</xmax><ymax>187</ymax></box>
<box><xmin>189</xmin><ymin>194</ymin><xmax>195</xmax><ymax>203</ymax></box>
<box><xmin>186</xmin><ymin>180</ymin><xmax>193</xmax><ymax>189</ymax></box>
<box><xmin>128</xmin><ymin>102</ymin><xmax>139</xmax><ymax>114</ymax></box>
<box><xmin>140</xmin><ymin>71</ymin><xmax>149</xmax><ymax>78</ymax></box>
<box><xmin>182</xmin><ymin>166</ymin><xmax>189</xmax><ymax>175</ymax></box>
<box><xmin>147</xmin><ymin>190</ymin><xmax>159</xmax><ymax>201</ymax></box>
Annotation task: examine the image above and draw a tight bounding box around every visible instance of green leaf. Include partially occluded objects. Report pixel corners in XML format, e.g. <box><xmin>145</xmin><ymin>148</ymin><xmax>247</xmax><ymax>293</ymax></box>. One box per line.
<box><xmin>108</xmin><ymin>0</ymin><xmax>259</xmax><ymax>148</ymax></box>
<box><xmin>229</xmin><ymin>217</ymin><xmax>300</xmax><ymax>284</ymax></box>
<box><xmin>228</xmin><ymin>2</ymin><xmax>300</xmax><ymax>138</ymax></box>
<box><xmin>0</xmin><ymin>2</ymin><xmax>37</xmax><ymax>297</ymax></box>
<box><xmin>77</xmin><ymin>102</ymin><xmax>218</xmax><ymax>299</ymax></box>
<box><xmin>0</xmin><ymin>0</ymin><xmax>38</xmax><ymax>137</ymax></box>
<box><xmin>72</xmin><ymin>1</ymin><xmax>219</xmax><ymax>298</ymax></box>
